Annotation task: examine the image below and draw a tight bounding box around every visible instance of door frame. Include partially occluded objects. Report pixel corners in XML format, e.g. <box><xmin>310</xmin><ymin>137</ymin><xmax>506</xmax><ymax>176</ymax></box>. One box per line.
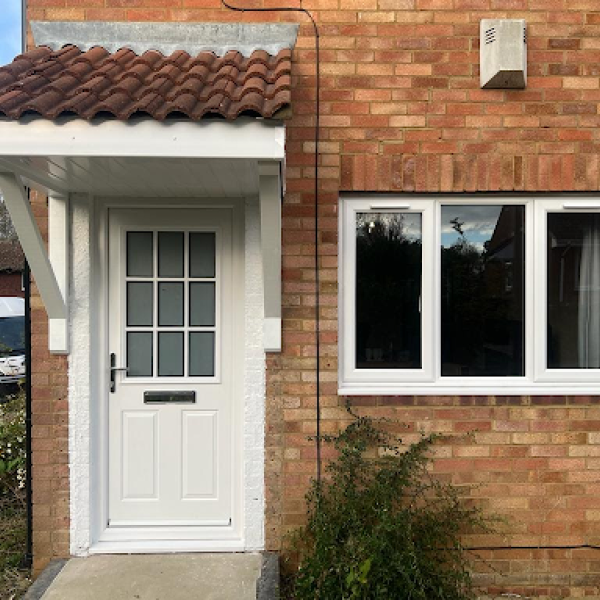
<box><xmin>89</xmin><ymin>196</ymin><xmax>248</xmax><ymax>553</ymax></box>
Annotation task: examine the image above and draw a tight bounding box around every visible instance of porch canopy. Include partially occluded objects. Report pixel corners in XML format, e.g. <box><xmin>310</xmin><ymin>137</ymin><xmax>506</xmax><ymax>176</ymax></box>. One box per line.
<box><xmin>0</xmin><ymin>21</ymin><xmax>298</xmax><ymax>353</ymax></box>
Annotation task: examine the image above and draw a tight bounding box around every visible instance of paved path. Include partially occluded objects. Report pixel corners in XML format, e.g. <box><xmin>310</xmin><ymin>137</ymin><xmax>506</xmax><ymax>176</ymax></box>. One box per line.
<box><xmin>39</xmin><ymin>553</ymin><xmax>263</xmax><ymax>600</ymax></box>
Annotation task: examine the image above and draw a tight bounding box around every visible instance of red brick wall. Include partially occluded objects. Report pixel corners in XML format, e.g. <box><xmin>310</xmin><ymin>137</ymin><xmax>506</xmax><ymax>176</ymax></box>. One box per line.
<box><xmin>28</xmin><ymin>191</ymin><xmax>70</xmax><ymax>574</ymax></box>
<box><xmin>26</xmin><ymin>1</ymin><xmax>600</xmax><ymax>595</ymax></box>
<box><xmin>0</xmin><ymin>272</ymin><xmax>24</xmax><ymax>298</ymax></box>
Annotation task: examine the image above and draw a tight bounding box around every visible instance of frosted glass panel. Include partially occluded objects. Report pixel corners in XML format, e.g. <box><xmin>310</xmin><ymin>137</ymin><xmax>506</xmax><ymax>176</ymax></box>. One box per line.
<box><xmin>159</xmin><ymin>283</ymin><xmax>184</xmax><ymax>327</ymax></box>
<box><xmin>127</xmin><ymin>332</ymin><xmax>153</xmax><ymax>377</ymax></box>
<box><xmin>190</xmin><ymin>233</ymin><xmax>215</xmax><ymax>278</ymax></box>
<box><xmin>158</xmin><ymin>332</ymin><xmax>184</xmax><ymax>376</ymax></box>
<box><xmin>127</xmin><ymin>282</ymin><xmax>153</xmax><ymax>327</ymax></box>
<box><xmin>127</xmin><ymin>232</ymin><xmax>153</xmax><ymax>277</ymax></box>
<box><xmin>189</xmin><ymin>333</ymin><xmax>215</xmax><ymax>377</ymax></box>
<box><xmin>190</xmin><ymin>283</ymin><xmax>215</xmax><ymax>327</ymax></box>
<box><xmin>158</xmin><ymin>232</ymin><xmax>184</xmax><ymax>277</ymax></box>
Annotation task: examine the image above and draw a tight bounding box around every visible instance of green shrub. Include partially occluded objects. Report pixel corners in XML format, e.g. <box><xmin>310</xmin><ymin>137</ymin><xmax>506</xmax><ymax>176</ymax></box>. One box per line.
<box><xmin>287</xmin><ymin>415</ymin><xmax>489</xmax><ymax>600</ymax></box>
<box><xmin>0</xmin><ymin>391</ymin><xmax>30</xmax><ymax>599</ymax></box>
<box><xmin>0</xmin><ymin>394</ymin><xmax>26</xmax><ymax>501</ymax></box>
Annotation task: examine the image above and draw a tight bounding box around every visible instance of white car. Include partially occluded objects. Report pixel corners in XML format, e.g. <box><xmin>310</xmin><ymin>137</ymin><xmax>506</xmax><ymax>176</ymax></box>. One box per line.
<box><xmin>0</xmin><ymin>297</ymin><xmax>25</xmax><ymax>384</ymax></box>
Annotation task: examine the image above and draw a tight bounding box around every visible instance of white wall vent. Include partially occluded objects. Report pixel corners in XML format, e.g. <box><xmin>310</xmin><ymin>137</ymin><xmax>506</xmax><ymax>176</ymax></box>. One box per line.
<box><xmin>480</xmin><ymin>19</ymin><xmax>527</xmax><ymax>89</ymax></box>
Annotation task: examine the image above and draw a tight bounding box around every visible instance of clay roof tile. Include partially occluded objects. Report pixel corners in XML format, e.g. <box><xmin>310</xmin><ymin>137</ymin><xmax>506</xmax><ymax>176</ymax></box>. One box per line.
<box><xmin>0</xmin><ymin>45</ymin><xmax>292</xmax><ymax>121</ymax></box>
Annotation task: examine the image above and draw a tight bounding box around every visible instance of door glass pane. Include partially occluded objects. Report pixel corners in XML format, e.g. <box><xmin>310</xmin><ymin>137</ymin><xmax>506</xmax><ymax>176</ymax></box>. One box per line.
<box><xmin>158</xmin><ymin>282</ymin><xmax>184</xmax><ymax>327</ymax></box>
<box><xmin>189</xmin><ymin>332</ymin><xmax>215</xmax><ymax>376</ymax></box>
<box><xmin>441</xmin><ymin>205</ymin><xmax>525</xmax><ymax>377</ymax></box>
<box><xmin>356</xmin><ymin>212</ymin><xmax>422</xmax><ymax>369</ymax></box>
<box><xmin>127</xmin><ymin>232</ymin><xmax>153</xmax><ymax>277</ymax></box>
<box><xmin>190</xmin><ymin>233</ymin><xmax>216</xmax><ymax>278</ymax></box>
<box><xmin>127</xmin><ymin>332</ymin><xmax>153</xmax><ymax>377</ymax></box>
<box><xmin>548</xmin><ymin>213</ymin><xmax>600</xmax><ymax>369</ymax></box>
<box><xmin>190</xmin><ymin>283</ymin><xmax>215</xmax><ymax>327</ymax></box>
<box><xmin>158</xmin><ymin>232</ymin><xmax>184</xmax><ymax>278</ymax></box>
<box><xmin>158</xmin><ymin>332</ymin><xmax>184</xmax><ymax>376</ymax></box>
<box><xmin>127</xmin><ymin>282</ymin><xmax>153</xmax><ymax>327</ymax></box>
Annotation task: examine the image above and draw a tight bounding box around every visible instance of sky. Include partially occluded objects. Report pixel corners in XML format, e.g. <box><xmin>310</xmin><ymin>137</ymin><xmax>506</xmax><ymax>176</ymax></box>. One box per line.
<box><xmin>0</xmin><ymin>0</ymin><xmax>23</xmax><ymax>66</ymax></box>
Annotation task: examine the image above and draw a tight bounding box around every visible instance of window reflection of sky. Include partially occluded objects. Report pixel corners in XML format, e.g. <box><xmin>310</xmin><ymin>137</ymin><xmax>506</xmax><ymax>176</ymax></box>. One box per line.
<box><xmin>357</xmin><ymin>213</ymin><xmax>422</xmax><ymax>241</ymax></box>
<box><xmin>441</xmin><ymin>205</ymin><xmax>504</xmax><ymax>251</ymax></box>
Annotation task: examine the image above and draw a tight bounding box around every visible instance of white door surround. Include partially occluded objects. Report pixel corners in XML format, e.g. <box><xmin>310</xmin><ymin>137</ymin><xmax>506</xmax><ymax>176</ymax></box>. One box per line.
<box><xmin>67</xmin><ymin>196</ymin><xmax>266</xmax><ymax>554</ymax></box>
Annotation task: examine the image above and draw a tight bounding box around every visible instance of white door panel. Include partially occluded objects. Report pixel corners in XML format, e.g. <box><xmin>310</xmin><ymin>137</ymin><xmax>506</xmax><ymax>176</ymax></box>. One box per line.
<box><xmin>107</xmin><ymin>208</ymin><xmax>239</xmax><ymax>531</ymax></box>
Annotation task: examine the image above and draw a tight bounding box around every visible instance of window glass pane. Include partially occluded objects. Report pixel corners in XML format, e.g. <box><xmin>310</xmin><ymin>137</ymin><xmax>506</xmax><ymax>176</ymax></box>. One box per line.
<box><xmin>127</xmin><ymin>232</ymin><xmax>153</xmax><ymax>277</ymax></box>
<box><xmin>190</xmin><ymin>283</ymin><xmax>216</xmax><ymax>327</ymax></box>
<box><xmin>356</xmin><ymin>212</ymin><xmax>422</xmax><ymax>369</ymax></box>
<box><xmin>127</xmin><ymin>332</ymin><xmax>153</xmax><ymax>377</ymax></box>
<box><xmin>127</xmin><ymin>282</ymin><xmax>153</xmax><ymax>327</ymax></box>
<box><xmin>441</xmin><ymin>205</ymin><xmax>525</xmax><ymax>377</ymax></box>
<box><xmin>158</xmin><ymin>282</ymin><xmax>184</xmax><ymax>327</ymax></box>
<box><xmin>190</xmin><ymin>233</ymin><xmax>216</xmax><ymax>278</ymax></box>
<box><xmin>158</xmin><ymin>232</ymin><xmax>184</xmax><ymax>277</ymax></box>
<box><xmin>189</xmin><ymin>332</ymin><xmax>215</xmax><ymax>376</ymax></box>
<box><xmin>158</xmin><ymin>332</ymin><xmax>184</xmax><ymax>376</ymax></box>
<box><xmin>547</xmin><ymin>213</ymin><xmax>600</xmax><ymax>369</ymax></box>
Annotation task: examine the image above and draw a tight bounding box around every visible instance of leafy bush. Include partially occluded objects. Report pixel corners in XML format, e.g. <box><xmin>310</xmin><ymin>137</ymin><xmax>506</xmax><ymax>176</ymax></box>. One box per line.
<box><xmin>0</xmin><ymin>394</ymin><xmax>26</xmax><ymax>500</ymax></box>
<box><xmin>287</xmin><ymin>415</ymin><xmax>489</xmax><ymax>600</ymax></box>
<box><xmin>0</xmin><ymin>391</ymin><xmax>30</xmax><ymax>599</ymax></box>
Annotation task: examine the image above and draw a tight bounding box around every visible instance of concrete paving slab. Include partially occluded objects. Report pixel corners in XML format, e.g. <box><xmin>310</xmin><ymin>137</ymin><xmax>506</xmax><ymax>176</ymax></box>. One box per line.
<box><xmin>40</xmin><ymin>553</ymin><xmax>263</xmax><ymax>600</ymax></box>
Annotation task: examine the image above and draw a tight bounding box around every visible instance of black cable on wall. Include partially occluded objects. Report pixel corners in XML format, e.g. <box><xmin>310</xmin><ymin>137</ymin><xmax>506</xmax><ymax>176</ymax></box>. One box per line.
<box><xmin>23</xmin><ymin>239</ymin><xmax>32</xmax><ymax>569</ymax></box>
<box><xmin>220</xmin><ymin>1</ymin><xmax>323</xmax><ymax>482</ymax></box>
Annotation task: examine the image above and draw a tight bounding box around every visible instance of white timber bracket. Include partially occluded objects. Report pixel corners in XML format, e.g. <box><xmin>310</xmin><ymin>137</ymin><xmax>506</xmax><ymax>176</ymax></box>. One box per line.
<box><xmin>0</xmin><ymin>173</ymin><xmax>69</xmax><ymax>353</ymax></box>
<box><xmin>258</xmin><ymin>161</ymin><xmax>282</xmax><ymax>353</ymax></box>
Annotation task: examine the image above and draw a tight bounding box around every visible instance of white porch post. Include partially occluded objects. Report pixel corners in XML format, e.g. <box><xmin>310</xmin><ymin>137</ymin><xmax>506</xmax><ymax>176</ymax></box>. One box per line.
<box><xmin>0</xmin><ymin>172</ymin><xmax>68</xmax><ymax>352</ymax></box>
<box><xmin>48</xmin><ymin>193</ymin><xmax>70</xmax><ymax>354</ymax></box>
<box><xmin>258</xmin><ymin>162</ymin><xmax>282</xmax><ymax>353</ymax></box>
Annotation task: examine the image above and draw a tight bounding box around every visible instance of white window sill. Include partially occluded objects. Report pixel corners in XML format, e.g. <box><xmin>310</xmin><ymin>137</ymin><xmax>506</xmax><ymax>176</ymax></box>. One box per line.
<box><xmin>338</xmin><ymin>385</ymin><xmax>600</xmax><ymax>396</ymax></box>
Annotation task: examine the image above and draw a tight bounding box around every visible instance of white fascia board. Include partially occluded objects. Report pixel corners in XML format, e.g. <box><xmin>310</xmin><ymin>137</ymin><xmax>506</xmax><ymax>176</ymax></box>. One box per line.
<box><xmin>0</xmin><ymin>116</ymin><xmax>286</xmax><ymax>161</ymax></box>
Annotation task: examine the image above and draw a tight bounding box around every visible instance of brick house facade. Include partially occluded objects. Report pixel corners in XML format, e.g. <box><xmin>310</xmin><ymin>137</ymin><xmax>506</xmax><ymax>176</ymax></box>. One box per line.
<box><xmin>8</xmin><ymin>0</ymin><xmax>600</xmax><ymax>597</ymax></box>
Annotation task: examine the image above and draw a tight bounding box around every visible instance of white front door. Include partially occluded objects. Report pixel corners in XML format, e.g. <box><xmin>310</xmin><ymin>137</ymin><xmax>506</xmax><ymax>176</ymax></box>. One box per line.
<box><xmin>107</xmin><ymin>207</ymin><xmax>241</xmax><ymax>536</ymax></box>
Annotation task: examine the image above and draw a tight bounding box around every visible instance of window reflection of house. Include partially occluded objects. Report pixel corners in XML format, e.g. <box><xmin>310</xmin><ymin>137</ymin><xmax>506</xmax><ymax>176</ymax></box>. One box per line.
<box><xmin>441</xmin><ymin>205</ymin><xmax>525</xmax><ymax>377</ymax></box>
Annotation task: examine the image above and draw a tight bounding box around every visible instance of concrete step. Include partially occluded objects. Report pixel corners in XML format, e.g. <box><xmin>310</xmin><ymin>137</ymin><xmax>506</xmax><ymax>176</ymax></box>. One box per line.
<box><xmin>29</xmin><ymin>553</ymin><xmax>278</xmax><ymax>600</ymax></box>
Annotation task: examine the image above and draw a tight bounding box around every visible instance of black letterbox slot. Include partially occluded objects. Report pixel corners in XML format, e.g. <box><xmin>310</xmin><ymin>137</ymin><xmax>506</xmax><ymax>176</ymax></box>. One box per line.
<box><xmin>144</xmin><ymin>391</ymin><xmax>196</xmax><ymax>404</ymax></box>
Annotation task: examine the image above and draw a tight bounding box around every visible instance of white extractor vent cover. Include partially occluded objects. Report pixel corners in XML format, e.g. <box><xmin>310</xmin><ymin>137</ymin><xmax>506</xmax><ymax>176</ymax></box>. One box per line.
<box><xmin>480</xmin><ymin>19</ymin><xmax>527</xmax><ymax>89</ymax></box>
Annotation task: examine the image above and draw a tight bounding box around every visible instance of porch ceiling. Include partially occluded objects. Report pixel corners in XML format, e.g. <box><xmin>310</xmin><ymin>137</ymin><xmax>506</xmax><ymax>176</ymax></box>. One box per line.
<box><xmin>0</xmin><ymin>155</ymin><xmax>259</xmax><ymax>197</ymax></box>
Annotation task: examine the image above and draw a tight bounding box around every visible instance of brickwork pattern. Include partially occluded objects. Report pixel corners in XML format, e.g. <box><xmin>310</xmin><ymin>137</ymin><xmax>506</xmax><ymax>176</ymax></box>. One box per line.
<box><xmin>0</xmin><ymin>272</ymin><xmax>24</xmax><ymax>298</ymax></box>
<box><xmin>28</xmin><ymin>190</ymin><xmax>70</xmax><ymax>574</ymax></box>
<box><xmin>26</xmin><ymin>1</ymin><xmax>600</xmax><ymax>595</ymax></box>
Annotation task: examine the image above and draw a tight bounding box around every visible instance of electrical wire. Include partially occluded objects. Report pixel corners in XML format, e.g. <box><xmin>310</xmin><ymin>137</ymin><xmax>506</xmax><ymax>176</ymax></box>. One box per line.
<box><xmin>220</xmin><ymin>0</ymin><xmax>322</xmax><ymax>482</ymax></box>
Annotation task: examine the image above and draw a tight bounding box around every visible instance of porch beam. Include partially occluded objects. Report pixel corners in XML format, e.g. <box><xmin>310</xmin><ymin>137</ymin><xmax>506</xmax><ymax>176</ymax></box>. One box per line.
<box><xmin>0</xmin><ymin>157</ymin><xmax>70</xmax><ymax>196</ymax></box>
<box><xmin>0</xmin><ymin>117</ymin><xmax>286</xmax><ymax>161</ymax></box>
<box><xmin>0</xmin><ymin>173</ymin><xmax>67</xmax><ymax>347</ymax></box>
<box><xmin>258</xmin><ymin>161</ymin><xmax>282</xmax><ymax>353</ymax></box>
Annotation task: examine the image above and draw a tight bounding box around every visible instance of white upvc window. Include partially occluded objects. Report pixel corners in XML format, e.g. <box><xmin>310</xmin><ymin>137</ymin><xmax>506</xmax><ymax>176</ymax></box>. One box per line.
<box><xmin>339</xmin><ymin>195</ymin><xmax>600</xmax><ymax>395</ymax></box>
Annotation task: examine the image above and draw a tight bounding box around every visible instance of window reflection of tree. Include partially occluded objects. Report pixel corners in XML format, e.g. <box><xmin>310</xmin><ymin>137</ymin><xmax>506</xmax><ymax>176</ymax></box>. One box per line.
<box><xmin>356</xmin><ymin>214</ymin><xmax>422</xmax><ymax>369</ymax></box>
<box><xmin>441</xmin><ymin>206</ymin><xmax>524</xmax><ymax>377</ymax></box>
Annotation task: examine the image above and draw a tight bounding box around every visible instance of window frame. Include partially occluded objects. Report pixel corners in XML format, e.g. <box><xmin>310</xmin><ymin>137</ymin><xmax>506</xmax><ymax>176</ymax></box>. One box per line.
<box><xmin>339</xmin><ymin>195</ymin><xmax>600</xmax><ymax>396</ymax></box>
